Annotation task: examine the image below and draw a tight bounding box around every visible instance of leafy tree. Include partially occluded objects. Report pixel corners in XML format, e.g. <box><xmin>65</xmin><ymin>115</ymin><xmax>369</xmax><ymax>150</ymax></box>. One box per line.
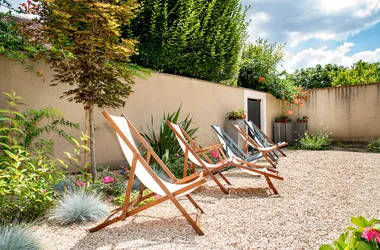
<box><xmin>126</xmin><ymin>0</ymin><xmax>248</xmax><ymax>82</ymax></box>
<box><xmin>330</xmin><ymin>60</ymin><xmax>380</xmax><ymax>86</ymax></box>
<box><xmin>291</xmin><ymin>64</ymin><xmax>343</xmax><ymax>89</ymax></box>
<box><xmin>237</xmin><ymin>38</ymin><xmax>309</xmax><ymax>109</ymax></box>
<box><xmin>237</xmin><ymin>38</ymin><xmax>285</xmax><ymax>90</ymax></box>
<box><xmin>17</xmin><ymin>0</ymin><xmax>141</xmax><ymax>179</ymax></box>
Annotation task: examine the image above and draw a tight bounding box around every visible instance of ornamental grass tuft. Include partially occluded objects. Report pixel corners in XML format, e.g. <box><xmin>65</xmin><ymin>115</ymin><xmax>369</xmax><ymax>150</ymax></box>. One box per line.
<box><xmin>49</xmin><ymin>190</ymin><xmax>108</xmax><ymax>225</ymax></box>
<box><xmin>0</xmin><ymin>223</ymin><xmax>40</xmax><ymax>250</ymax></box>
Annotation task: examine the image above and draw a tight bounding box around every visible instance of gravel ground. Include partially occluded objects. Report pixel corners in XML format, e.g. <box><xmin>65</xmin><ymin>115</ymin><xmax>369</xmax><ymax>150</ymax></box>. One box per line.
<box><xmin>32</xmin><ymin>150</ymin><xmax>380</xmax><ymax>250</ymax></box>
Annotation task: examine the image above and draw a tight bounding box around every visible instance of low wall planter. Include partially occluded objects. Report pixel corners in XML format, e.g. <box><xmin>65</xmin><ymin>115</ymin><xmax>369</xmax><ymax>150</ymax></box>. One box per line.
<box><xmin>273</xmin><ymin>122</ymin><xmax>298</xmax><ymax>146</ymax></box>
<box><xmin>294</xmin><ymin>122</ymin><xmax>307</xmax><ymax>141</ymax></box>
<box><xmin>225</xmin><ymin>119</ymin><xmax>245</xmax><ymax>149</ymax></box>
<box><xmin>273</xmin><ymin>122</ymin><xmax>286</xmax><ymax>144</ymax></box>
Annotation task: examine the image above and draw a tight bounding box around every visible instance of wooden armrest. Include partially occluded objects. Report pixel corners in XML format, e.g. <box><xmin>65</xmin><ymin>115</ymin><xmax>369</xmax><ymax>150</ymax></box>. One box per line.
<box><xmin>194</xmin><ymin>144</ymin><xmax>223</xmax><ymax>153</ymax></box>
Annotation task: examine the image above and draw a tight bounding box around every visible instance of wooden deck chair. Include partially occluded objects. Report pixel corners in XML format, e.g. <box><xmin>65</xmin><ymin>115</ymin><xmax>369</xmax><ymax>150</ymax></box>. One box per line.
<box><xmin>168</xmin><ymin>122</ymin><xmax>284</xmax><ymax>194</ymax></box>
<box><xmin>232</xmin><ymin>124</ymin><xmax>281</xmax><ymax>168</ymax></box>
<box><xmin>89</xmin><ymin>111</ymin><xmax>207</xmax><ymax>235</ymax></box>
<box><xmin>244</xmin><ymin>120</ymin><xmax>287</xmax><ymax>157</ymax></box>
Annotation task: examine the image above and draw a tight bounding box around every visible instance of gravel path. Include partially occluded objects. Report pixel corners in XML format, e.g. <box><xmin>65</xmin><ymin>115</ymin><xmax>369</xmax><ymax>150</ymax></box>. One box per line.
<box><xmin>32</xmin><ymin>150</ymin><xmax>380</xmax><ymax>250</ymax></box>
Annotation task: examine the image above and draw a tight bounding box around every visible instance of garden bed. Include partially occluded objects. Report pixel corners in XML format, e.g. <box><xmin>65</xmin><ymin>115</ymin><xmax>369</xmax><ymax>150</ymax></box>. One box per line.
<box><xmin>31</xmin><ymin>150</ymin><xmax>380</xmax><ymax>249</ymax></box>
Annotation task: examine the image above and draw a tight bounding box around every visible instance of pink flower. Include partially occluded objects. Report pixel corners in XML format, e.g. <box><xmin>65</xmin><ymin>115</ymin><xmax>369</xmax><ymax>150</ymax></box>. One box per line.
<box><xmin>362</xmin><ymin>227</ymin><xmax>380</xmax><ymax>243</ymax></box>
<box><xmin>75</xmin><ymin>181</ymin><xmax>86</xmax><ymax>187</ymax></box>
<box><xmin>210</xmin><ymin>150</ymin><xmax>218</xmax><ymax>159</ymax></box>
<box><xmin>154</xmin><ymin>194</ymin><xmax>161</xmax><ymax>200</ymax></box>
<box><xmin>102</xmin><ymin>176</ymin><xmax>115</xmax><ymax>184</ymax></box>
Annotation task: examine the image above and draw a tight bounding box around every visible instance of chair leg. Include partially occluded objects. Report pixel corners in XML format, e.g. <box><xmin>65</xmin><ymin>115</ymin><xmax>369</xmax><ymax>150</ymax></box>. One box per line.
<box><xmin>218</xmin><ymin>171</ymin><xmax>232</xmax><ymax>185</ymax></box>
<box><xmin>186</xmin><ymin>194</ymin><xmax>204</xmax><ymax>214</ymax></box>
<box><xmin>208</xmin><ymin>173</ymin><xmax>229</xmax><ymax>194</ymax></box>
<box><xmin>169</xmin><ymin>196</ymin><xmax>204</xmax><ymax>235</ymax></box>
<box><xmin>278</xmin><ymin>148</ymin><xmax>287</xmax><ymax>157</ymax></box>
<box><xmin>264</xmin><ymin>175</ymin><xmax>279</xmax><ymax>195</ymax></box>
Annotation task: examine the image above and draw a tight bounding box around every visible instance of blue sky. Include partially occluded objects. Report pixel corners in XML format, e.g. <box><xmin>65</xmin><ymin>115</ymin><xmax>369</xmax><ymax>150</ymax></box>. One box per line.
<box><xmin>2</xmin><ymin>0</ymin><xmax>380</xmax><ymax>72</ymax></box>
<box><xmin>241</xmin><ymin>0</ymin><xmax>380</xmax><ymax>72</ymax></box>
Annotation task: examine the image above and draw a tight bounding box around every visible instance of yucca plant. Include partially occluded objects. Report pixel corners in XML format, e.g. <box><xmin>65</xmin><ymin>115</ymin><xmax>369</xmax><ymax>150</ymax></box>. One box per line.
<box><xmin>140</xmin><ymin>105</ymin><xmax>198</xmax><ymax>162</ymax></box>
<box><xmin>49</xmin><ymin>190</ymin><xmax>108</xmax><ymax>225</ymax></box>
<box><xmin>0</xmin><ymin>223</ymin><xmax>40</xmax><ymax>250</ymax></box>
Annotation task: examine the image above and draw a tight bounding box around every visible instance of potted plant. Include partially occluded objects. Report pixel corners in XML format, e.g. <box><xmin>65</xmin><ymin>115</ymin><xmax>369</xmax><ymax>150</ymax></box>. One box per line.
<box><xmin>295</xmin><ymin>116</ymin><xmax>308</xmax><ymax>140</ymax></box>
<box><xmin>225</xmin><ymin>109</ymin><xmax>246</xmax><ymax>148</ymax></box>
<box><xmin>274</xmin><ymin>115</ymin><xmax>291</xmax><ymax>144</ymax></box>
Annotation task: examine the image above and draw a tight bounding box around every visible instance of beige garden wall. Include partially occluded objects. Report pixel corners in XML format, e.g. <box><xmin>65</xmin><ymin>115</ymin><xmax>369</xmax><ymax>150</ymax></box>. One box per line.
<box><xmin>289</xmin><ymin>83</ymin><xmax>380</xmax><ymax>140</ymax></box>
<box><xmin>0</xmin><ymin>56</ymin><xmax>280</xmax><ymax>167</ymax></box>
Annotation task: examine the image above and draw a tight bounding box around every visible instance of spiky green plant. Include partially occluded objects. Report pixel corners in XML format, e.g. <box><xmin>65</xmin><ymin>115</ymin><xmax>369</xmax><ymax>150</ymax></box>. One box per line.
<box><xmin>140</xmin><ymin>105</ymin><xmax>198</xmax><ymax>162</ymax></box>
<box><xmin>0</xmin><ymin>223</ymin><xmax>40</xmax><ymax>250</ymax></box>
<box><xmin>49</xmin><ymin>190</ymin><xmax>108</xmax><ymax>225</ymax></box>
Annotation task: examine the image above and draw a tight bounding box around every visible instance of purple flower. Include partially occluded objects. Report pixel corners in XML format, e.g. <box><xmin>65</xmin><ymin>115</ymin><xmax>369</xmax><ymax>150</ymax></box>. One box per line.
<box><xmin>102</xmin><ymin>176</ymin><xmax>115</xmax><ymax>184</ymax></box>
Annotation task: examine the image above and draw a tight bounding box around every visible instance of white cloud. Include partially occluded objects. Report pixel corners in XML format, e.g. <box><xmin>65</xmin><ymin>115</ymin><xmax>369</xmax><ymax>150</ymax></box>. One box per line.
<box><xmin>319</xmin><ymin>0</ymin><xmax>380</xmax><ymax>17</ymax></box>
<box><xmin>284</xmin><ymin>43</ymin><xmax>380</xmax><ymax>72</ymax></box>
<box><xmin>242</xmin><ymin>0</ymin><xmax>380</xmax><ymax>46</ymax></box>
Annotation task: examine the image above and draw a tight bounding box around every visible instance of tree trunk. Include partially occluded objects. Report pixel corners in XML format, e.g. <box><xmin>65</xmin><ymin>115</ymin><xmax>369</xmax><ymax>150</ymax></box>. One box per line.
<box><xmin>84</xmin><ymin>106</ymin><xmax>90</xmax><ymax>177</ymax></box>
<box><xmin>89</xmin><ymin>104</ymin><xmax>97</xmax><ymax>180</ymax></box>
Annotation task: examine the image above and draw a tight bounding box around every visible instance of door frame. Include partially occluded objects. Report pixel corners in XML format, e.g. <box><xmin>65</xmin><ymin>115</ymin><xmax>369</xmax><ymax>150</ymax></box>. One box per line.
<box><xmin>244</xmin><ymin>90</ymin><xmax>267</xmax><ymax>134</ymax></box>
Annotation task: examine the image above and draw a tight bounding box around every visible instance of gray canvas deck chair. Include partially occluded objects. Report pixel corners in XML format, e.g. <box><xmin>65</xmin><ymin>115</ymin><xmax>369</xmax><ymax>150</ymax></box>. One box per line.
<box><xmin>244</xmin><ymin>120</ymin><xmax>287</xmax><ymax>158</ymax></box>
<box><xmin>89</xmin><ymin>111</ymin><xmax>206</xmax><ymax>235</ymax></box>
<box><xmin>232</xmin><ymin>124</ymin><xmax>281</xmax><ymax>168</ymax></box>
<box><xmin>211</xmin><ymin>125</ymin><xmax>263</xmax><ymax>164</ymax></box>
<box><xmin>168</xmin><ymin>122</ymin><xmax>283</xmax><ymax>194</ymax></box>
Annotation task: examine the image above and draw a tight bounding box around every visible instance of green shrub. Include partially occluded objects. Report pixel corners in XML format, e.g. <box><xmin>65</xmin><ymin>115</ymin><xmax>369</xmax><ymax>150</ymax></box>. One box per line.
<box><xmin>320</xmin><ymin>216</ymin><xmax>380</xmax><ymax>250</ymax></box>
<box><xmin>49</xmin><ymin>190</ymin><xmax>108</xmax><ymax>225</ymax></box>
<box><xmin>114</xmin><ymin>189</ymin><xmax>156</xmax><ymax>207</ymax></box>
<box><xmin>0</xmin><ymin>222</ymin><xmax>41</xmax><ymax>250</ymax></box>
<box><xmin>91</xmin><ymin>167</ymin><xmax>127</xmax><ymax>197</ymax></box>
<box><xmin>294</xmin><ymin>130</ymin><xmax>333</xmax><ymax>150</ymax></box>
<box><xmin>366</xmin><ymin>139</ymin><xmax>380</xmax><ymax>153</ymax></box>
<box><xmin>0</xmin><ymin>91</ymin><xmax>80</xmax><ymax>221</ymax></box>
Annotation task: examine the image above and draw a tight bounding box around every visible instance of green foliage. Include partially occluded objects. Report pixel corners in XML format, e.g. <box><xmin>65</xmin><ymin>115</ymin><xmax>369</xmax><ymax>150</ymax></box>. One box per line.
<box><xmin>127</xmin><ymin>0</ymin><xmax>248</xmax><ymax>82</ymax></box>
<box><xmin>225</xmin><ymin>109</ymin><xmax>246</xmax><ymax>120</ymax></box>
<box><xmin>0</xmin><ymin>222</ymin><xmax>41</xmax><ymax>250</ymax></box>
<box><xmin>17</xmin><ymin>107</ymin><xmax>79</xmax><ymax>148</ymax></box>
<box><xmin>141</xmin><ymin>106</ymin><xmax>198</xmax><ymax>161</ymax></box>
<box><xmin>331</xmin><ymin>61</ymin><xmax>380</xmax><ymax>87</ymax></box>
<box><xmin>0</xmin><ymin>6</ymin><xmax>46</xmax><ymax>70</ymax></box>
<box><xmin>49</xmin><ymin>190</ymin><xmax>108</xmax><ymax>225</ymax></box>
<box><xmin>0</xmin><ymin>92</ymin><xmax>86</xmax><ymax>221</ymax></box>
<box><xmin>0</xmin><ymin>92</ymin><xmax>68</xmax><ymax>220</ymax></box>
<box><xmin>114</xmin><ymin>189</ymin><xmax>155</xmax><ymax>207</ymax></box>
<box><xmin>237</xmin><ymin>39</ymin><xmax>308</xmax><ymax>107</ymax></box>
<box><xmin>366</xmin><ymin>139</ymin><xmax>380</xmax><ymax>153</ymax></box>
<box><xmin>291</xmin><ymin>64</ymin><xmax>343</xmax><ymax>89</ymax></box>
<box><xmin>30</xmin><ymin>0</ymin><xmax>140</xmax><ymax>109</ymax></box>
<box><xmin>320</xmin><ymin>216</ymin><xmax>380</xmax><ymax>250</ymax></box>
<box><xmin>238</xmin><ymin>38</ymin><xmax>285</xmax><ymax>90</ymax></box>
<box><xmin>294</xmin><ymin>130</ymin><xmax>332</xmax><ymax>150</ymax></box>
<box><xmin>91</xmin><ymin>167</ymin><xmax>127</xmax><ymax>198</ymax></box>
<box><xmin>290</xmin><ymin>61</ymin><xmax>380</xmax><ymax>89</ymax></box>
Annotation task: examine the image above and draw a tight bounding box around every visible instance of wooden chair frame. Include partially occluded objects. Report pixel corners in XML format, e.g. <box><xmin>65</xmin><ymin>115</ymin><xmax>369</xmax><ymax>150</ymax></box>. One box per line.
<box><xmin>232</xmin><ymin>124</ymin><xmax>279</xmax><ymax>168</ymax></box>
<box><xmin>89</xmin><ymin>111</ymin><xmax>206</xmax><ymax>235</ymax></box>
<box><xmin>245</xmin><ymin>120</ymin><xmax>287</xmax><ymax>157</ymax></box>
<box><xmin>167</xmin><ymin>122</ymin><xmax>284</xmax><ymax>195</ymax></box>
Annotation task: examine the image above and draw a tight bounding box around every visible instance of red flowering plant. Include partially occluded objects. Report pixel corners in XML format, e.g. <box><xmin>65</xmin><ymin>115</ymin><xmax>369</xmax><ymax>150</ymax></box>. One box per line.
<box><xmin>92</xmin><ymin>166</ymin><xmax>129</xmax><ymax>201</ymax></box>
<box><xmin>225</xmin><ymin>109</ymin><xmax>246</xmax><ymax>120</ymax></box>
<box><xmin>275</xmin><ymin>115</ymin><xmax>291</xmax><ymax>123</ymax></box>
<box><xmin>320</xmin><ymin>216</ymin><xmax>380</xmax><ymax>250</ymax></box>
<box><xmin>297</xmin><ymin>116</ymin><xmax>309</xmax><ymax>123</ymax></box>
